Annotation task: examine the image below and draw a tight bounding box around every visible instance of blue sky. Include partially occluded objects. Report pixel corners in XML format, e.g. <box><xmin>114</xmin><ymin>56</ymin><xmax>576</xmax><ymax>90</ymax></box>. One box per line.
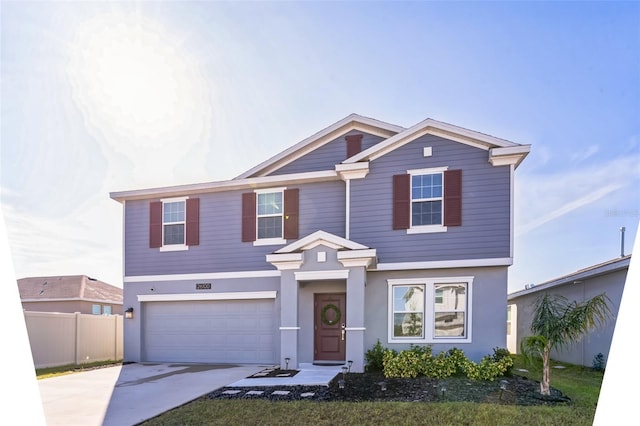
<box><xmin>1</xmin><ymin>1</ymin><xmax>638</xmax><ymax>293</ymax></box>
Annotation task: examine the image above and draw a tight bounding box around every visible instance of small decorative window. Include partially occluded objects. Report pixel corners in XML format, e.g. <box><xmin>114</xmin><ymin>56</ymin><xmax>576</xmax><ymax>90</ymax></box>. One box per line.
<box><xmin>257</xmin><ymin>191</ymin><xmax>283</xmax><ymax>239</ymax></box>
<box><xmin>388</xmin><ymin>277</ymin><xmax>472</xmax><ymax>344</ymax></box>
<box><xmin>92</xmin><ymin>304</ymin><xmax>101</xmax><ymax>315</ymax></box>
<box><xmin>103</xmin><ymin>305</ymin><xmax>112</xmax><ymax>315</ymax></box>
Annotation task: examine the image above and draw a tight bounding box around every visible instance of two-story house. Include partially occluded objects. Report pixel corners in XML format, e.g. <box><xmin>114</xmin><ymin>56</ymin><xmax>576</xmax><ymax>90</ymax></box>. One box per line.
<box><xmin>110</xmin><ymin>114</ymin><xmax>530</xmax><ymax>372</ymax></box>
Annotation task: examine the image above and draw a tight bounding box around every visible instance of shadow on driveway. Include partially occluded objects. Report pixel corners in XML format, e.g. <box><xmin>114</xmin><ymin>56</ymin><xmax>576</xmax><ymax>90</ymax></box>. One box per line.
<box><xmin>38</xmin><ymin>363</ymin><xmax>265</xmax><ymax>426</ymax></box>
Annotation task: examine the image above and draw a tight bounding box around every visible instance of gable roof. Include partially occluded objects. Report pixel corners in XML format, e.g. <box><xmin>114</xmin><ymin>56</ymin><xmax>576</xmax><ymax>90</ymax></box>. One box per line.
<box><xmin>274</xmin><ymin>230</ymin><xmax>370</xmax><ymax>253</ymax></box>
<box><xmin>344</xmin><ymin>117</ymin><xmax>530</xmax><ymax>169</ymax></box>
<box><xmin>234</xmin><ymin>113</ymin><xmax>406</xmax><ymax>179</ymax></box>
<box><xmin>508</xmin><ymin>255</ymin><xmax>632</xmax><ymax>300</ymax></box>
<box><xmin>18</xmin><ymin>275</ymin><xmax>123</xmax><ymax>304</ymax></box>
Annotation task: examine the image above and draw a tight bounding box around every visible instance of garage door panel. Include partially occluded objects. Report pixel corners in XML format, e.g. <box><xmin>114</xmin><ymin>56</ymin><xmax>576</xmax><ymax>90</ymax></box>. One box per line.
<box><xmin>143</xmin><ymin>299</ymin><xmax>276</xmax><ymax>363</ymax></box>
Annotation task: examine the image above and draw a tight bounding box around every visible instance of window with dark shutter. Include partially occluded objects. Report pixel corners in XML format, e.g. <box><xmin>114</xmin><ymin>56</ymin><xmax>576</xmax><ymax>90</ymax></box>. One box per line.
<box><xmin>242</xmin><ymin>192</ymin><xmax>257</xmax><ymax>242</ymax></box>
<box><xmin>393</xmin><ymin>174</ymin><xmax>411</xmax><ymax>230</ymax></box>
<box><xmin>444</xmin><ymin>169</ymin><xmax>462</xmax><ymax>226</ymax></box>
<box><xmin>185</xmin><ymin>198</ymin><xmax>200</xmax><ymax>246</ymax></box>
<box><xmin>346</xmin><ymin>134</ymin><xmax>363</xmax><ymax>158</ymax></box>
<box><xmin>283</xmin><ymin>188</ymin><xmax>299</xmax><ymax>240</ymax></box>
<box><xmin>149</xmin><ymin>201</ymin><xmax>163</xmax><ymax>248</ymax></box>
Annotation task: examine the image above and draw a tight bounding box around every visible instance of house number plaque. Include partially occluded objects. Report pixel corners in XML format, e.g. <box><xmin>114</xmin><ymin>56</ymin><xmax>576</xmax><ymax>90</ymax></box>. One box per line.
<box><xmin>195</xmin><ymin>283</ymin><xmax>211</xmax><ymax>290</ymax></box>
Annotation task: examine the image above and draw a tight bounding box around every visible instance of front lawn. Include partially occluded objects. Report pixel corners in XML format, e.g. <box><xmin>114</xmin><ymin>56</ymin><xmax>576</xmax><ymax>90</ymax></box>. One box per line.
<box><xmin>141</xmin><ymin>355</ymin><xmax>603</xmax><ymax>425</ymax></box>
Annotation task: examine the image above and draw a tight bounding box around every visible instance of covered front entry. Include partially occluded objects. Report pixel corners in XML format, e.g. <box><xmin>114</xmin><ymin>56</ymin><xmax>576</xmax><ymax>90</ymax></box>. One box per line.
<box><xmin>266</xmin><ymin>230</ymin><xmax>377</xmax><ymax>373</ymax></box>
<box><xmin>314</xmin><ymin>293</ymin><xmax>346</xmax><ymax>363</ymax></box>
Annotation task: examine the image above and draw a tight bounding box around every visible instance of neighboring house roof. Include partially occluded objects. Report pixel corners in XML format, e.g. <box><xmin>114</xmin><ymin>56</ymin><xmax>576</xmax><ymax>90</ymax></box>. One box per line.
<box><xmin>18</xmin><ymin>275</ymin><xmax>123</xmax><ymax>304</ymax></box>
<box><xmin>508</xmin><ymin>255</ymin><xmax>632</xmax><ymax>300</ymax></box>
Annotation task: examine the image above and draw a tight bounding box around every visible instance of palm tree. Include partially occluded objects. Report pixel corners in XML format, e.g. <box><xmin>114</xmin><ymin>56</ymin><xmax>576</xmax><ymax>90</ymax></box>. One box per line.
<box><xmin>520</xmin><ymin>292</ymin><xmax>611</xmax><ymax>396</ymax></box>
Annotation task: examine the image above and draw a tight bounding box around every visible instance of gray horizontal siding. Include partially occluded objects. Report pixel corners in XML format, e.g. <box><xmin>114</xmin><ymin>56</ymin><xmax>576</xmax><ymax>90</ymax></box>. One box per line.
<box><xmin>124</xmin><ymin>181</ymin><xmax>345</xmax><ymax>277</ymax></box>
<box><xmin>350</xmin><ymin>134</ymin><xmax>511</xmax><ymax>263</ymax></box>
<box><xmin>270</xmin><ymin>130</ymin><xmax>385</xmax><ymax>175</ymax></box>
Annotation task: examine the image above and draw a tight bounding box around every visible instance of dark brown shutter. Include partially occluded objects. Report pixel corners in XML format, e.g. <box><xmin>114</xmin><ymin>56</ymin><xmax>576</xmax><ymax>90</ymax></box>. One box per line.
<box><xmin>283</xmin><ymin>188</ymin><xmax>299</xmax><ymax>240</ymax></box>
<box><xmin>186</xmin><ymin>198</ymin><xmax>200</xmax><ymax>246</ymax></box>
<box><xmin>346</xmin><ymin>134</ymin><xmax>363</xmax><ymax>158</ymax></box>
<box><xmin>444</xmin><ymin>169</ymin><xmax>462</xmax><ymax>226</ymax></box>
<box><xmin>392</xmin><ymin>174</ymin><xmax>411</xmax><ymax>230</ymax></box>
<box><xmin>242</xmin><ymin>192</ymin><xmax>257</xmax><ymax>242</ymax></box>
<box><xmin>149</xmin><ymin>201</ymin><xmax>163</xmax><ymax>248</ymax></box>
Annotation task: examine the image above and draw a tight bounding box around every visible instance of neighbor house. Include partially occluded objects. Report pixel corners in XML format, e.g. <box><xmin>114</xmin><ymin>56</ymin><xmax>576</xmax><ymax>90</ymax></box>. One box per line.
<box><xmin>507</xmin><ymin>254</ymin><xmax>631</xmax><ymax>367</ymax></box>
<box><xmin>18</xmin><ymin>275</ymin><xmax>123</xmax><ymax>315</ymax></box>
<box><xmin>110</xmin><ymin>114</ymin><xmax>530</xmax><ymax>372</ymax></box>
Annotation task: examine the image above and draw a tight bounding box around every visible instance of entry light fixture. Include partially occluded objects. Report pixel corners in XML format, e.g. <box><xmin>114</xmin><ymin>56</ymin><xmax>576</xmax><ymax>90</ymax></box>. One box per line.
<box><xmin>125</xmin><ymin>307</ymin><xmax>134</xmax><ymax>319</ymax></box>
<box><xmin>285</xmin><ymin>357</ymin><xmax>290</xmax><ymax>370</ymax></box>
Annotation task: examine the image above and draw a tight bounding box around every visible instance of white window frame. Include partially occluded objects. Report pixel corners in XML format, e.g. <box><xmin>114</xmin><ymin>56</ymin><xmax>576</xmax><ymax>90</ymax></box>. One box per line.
<box><xmin>406</xmin><ymin>166</ymin><xmax>448</xmax><ymax>234</ymax></box>
<box><xmin>387</xmin><ymin>276</ymin><xmax>473</xmax><ymax>344</ymax></box>
<box><xmin>160</xmin><ymin>196</ymin><xmax>189</xmax><ymax>252</ymax></box>
<box><xmin>102</xmin><ymin>305</ymin><xmax>112</xmax><ymax>315</ymax></box>
<box><xmin>253</xmin><ymin>187</ymin><xmax>286</xmax><ymax>246</ymax></box>
<box><xmin>92</xmin><ymin>304</ymin><xmax>101</xmax><ymax>315</ymax></box>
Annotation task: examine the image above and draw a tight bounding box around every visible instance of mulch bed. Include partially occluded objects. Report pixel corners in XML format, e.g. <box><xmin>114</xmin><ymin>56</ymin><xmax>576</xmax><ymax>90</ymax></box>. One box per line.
<box><xmin>206</xmin><ymin>372</ymin><xmax>571</xmax><ymax>405</ymax></box>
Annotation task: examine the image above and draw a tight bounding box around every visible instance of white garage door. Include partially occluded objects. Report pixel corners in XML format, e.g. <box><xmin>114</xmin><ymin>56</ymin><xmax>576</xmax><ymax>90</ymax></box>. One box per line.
<box><xmin>143</xmin><ymin>299</ymin><xmax>276</xmax><ymax>363</ymax></box>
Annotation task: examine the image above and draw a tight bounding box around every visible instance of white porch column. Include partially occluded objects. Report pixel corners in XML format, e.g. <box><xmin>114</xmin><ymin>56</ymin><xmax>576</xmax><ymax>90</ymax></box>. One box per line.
<box><xmin>279</xmin><ymin>270</ymin><xmax>299</xmax><ymax>370</ymax></box>
<box><xmin>345</xmin><ymin>266</ymin><xmax>366</xmax><ymax>373</ymax></box>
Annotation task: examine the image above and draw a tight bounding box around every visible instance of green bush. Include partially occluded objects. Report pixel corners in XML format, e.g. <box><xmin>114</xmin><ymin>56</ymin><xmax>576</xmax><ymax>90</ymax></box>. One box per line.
<box><xmin>491</xmin><ymin>347</ymin><xmax>514</xmax><ymax>376</ymax></box>
<box><xmin>380</xmin><ymin>344</ymin><xmax>511</xmax><ymax>382</ymax></box>
<box><xmin>365</xmin><ymin>340</ymin><xmax>387</xmax><ymax>372</ymax></box>
<box><xmin>382</xmin><ymin>345</ymin><xmax>430</xmax><ymax>378</ymax></box>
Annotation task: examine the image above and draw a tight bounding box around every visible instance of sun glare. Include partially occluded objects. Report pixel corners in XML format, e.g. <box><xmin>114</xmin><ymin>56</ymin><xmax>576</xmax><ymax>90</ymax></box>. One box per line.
<box><xmin>66</xmin><ymin>12</ymin><xmax>208</xmax><ymax>147</ymax></box>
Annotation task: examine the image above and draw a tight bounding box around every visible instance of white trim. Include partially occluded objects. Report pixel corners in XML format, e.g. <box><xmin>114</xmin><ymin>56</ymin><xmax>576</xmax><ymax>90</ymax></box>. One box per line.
<box><xmin>345</xmin><ymin>179</ymin><xmax>351</xmax><ymax>240</ymax></box>
<box><xmin>254</xmin><ymin>186</ymin><xmax>287</xmax><ymax>194</ymax></box>
<box><xmin>253</xmin><ymin>238</ymin><xmax>287</xmax><ymax>246</ymax></box>
<box><xmin>387</xmin><ymin>276</ymin><xmax>473</xmax><ymax>344</ymax></box>
<box><xmin>510</xmin><ymin>164</ymin><xmax>514</xmax><ymax>258</ymax></box>
<box><xmin>160</xmin><ymin>196</ymin><xmax>189</xmax><ymax>202</ymax></box>
<box><xmin>279</xmin><ymin>326</ymin><xmax>301</xmax><ymax>330</ymax></box>
<box><xmin>406</xmin><ymin>166</ymin><xmax>448</xmax><ymax>175</ymax></box>
<box><xmin>423</xmin><ymin>147</ymin><xmax>432</xmax><ymax>157</ymax></box>
<box><xmin>488</xmin><ymin>145</ymin><xmax>530</xmax><ymax>169</ymax></box>
<box><xmin>337</xmin><ymin>249</ymin><xmax>377</xmax><ymax>268</ymax></box>
<box><xmin>234</xmin><ymin>113</ymin><xmax>405</xmax><ymax>179</ymax></box>
<box><xmin>123</xmin><ymin>270</ymin><xmax>280</xmax><ymax>283</ymax></box>
<box><xmin>266</xmin><ymin>253</ymin><xmax>303</xmax><ymax>263</ymax></box>
<box><xmin>345</xmin><ymin>327</ymin><xmax>366</xmax><ymax>331</ymax></box>
<box><xmin>274</xmin><ymin>230</ymin><xmax>369</xmax><ymax>254</ymax></box>
<box><xmin>344</xmin><ymin>118</ymin><xmax>519</xmax><ymax>165</ymax></box>
<box><xmin>375</xmin><ymin>258</ymin><xmax>513</xmax><ymax>271</ymax></box>
<box><xmin>110</xmin><ymin>170</ymin><xmax>338</xmax><ymax>202</ymax></box>
<box><xmin>121</xmin><ymin>200</ymin><xmax>126</xmax><ymax>289</ymax></box>
<box><xmin>294</xmin><ymin>270</ymin><xmax>349</xmax><ymax>281</ymax></box>
<box><xmin>406</xmin><ymin>225</ymin><xmax>448</xmax><ymax>234</ymax></box>
<box><xmin>159</xmin><ymin>244</ymin><xmax>189</xmax><ymax>252</ymax></box>
<box><xmin>335</xmin><ymin>162</ymin><xmax>370</xmax><ymax>181</ymax></box>
<box><xmin>138</xmin><ymin>291</ymin><xmax>277</xmax><ymax>302</ymax></box>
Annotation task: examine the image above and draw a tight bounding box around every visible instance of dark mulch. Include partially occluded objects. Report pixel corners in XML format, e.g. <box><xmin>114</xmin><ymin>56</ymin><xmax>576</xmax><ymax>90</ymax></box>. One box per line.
<box><xmin>246</xmin><ymin>368</ymin><xmax>300</xmax><ymax>379</ymax></box>
<box><xmin>206</xmin><ymin>372</ymin><xmax>571</xmax><ymax>405</ymax></box>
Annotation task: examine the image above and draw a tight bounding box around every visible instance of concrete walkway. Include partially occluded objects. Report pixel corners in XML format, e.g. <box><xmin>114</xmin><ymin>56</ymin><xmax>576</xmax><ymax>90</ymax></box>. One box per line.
<box><xmin>38</xmin><ymin>363</ymin><xmax>264</xmax><ymax>426</ymax></box>
<box><xmin>228</xmin><ymin>363</ymin><xmax>342</xmax><ymax>387</ymax></box>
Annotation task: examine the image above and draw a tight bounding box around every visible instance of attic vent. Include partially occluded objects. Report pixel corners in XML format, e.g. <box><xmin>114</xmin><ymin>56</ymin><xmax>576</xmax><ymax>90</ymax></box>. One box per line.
<box><xmin>88</xmin><ymin>277</ymin><xmax>97</xmax><ymax>281</ymax></box>
<box><xmin>345</xmin><ymin>134</ymin><xmax>363</xmax><ymax>158</ymax></box>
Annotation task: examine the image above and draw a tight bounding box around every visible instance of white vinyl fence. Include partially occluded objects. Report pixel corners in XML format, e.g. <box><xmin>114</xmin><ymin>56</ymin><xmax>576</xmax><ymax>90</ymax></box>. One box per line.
<box><xmin>23</xmin><ymin>311</ymin><xmax>123</xmax><ymax>369</ymax></box>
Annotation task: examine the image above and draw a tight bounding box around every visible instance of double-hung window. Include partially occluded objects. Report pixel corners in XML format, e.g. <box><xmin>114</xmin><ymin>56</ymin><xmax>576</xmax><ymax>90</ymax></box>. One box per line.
<box><xmin>257</xmin><ymin>190</ymin><xmax>283</xmax><ymax>240</ymax></box>
<box><xmin>163</xmin><ymin>199</ymin><xmax>186</xmax><ymax>246</ymax></box>
<box><xmin>388</xmin><ymin>277</ymin><xmax>473</xmax><ymax>344</ymax></box>
<box><xmin>408</xmin><ymin>167</ymin><xmax>447</xmax><ymax>233</ymax></box>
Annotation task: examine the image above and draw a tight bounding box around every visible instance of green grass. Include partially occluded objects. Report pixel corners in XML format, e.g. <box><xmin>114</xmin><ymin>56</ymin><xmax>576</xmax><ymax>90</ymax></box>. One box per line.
<box><xmin>142</xmin><ymin>355</ymin><xmax>603</xmax><ymax>425</ymax></box>
<box><xmin>36</xmin><ymin>359</ymin><xmax>122</xmax><ymax>379</ymax></box>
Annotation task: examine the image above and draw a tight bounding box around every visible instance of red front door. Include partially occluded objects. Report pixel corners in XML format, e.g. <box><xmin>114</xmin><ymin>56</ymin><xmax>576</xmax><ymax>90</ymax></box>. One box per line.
<box><xmin>314</xmin><ymin>293</ymin><xmax>346</xmax><ymax>362</ymax></box>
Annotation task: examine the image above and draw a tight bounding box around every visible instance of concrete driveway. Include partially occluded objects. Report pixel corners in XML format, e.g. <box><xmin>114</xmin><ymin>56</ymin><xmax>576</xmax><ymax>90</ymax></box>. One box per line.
<box><xmin>38</xmin><ymin>363</ymin><xmax>264</xmax><ymax>426</ymax></box>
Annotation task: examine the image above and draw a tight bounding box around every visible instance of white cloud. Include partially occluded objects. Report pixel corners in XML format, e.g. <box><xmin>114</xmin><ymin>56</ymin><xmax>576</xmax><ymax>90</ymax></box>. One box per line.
<box><xmin>571</xmin><ymin>144</ymin><xmax>599</xmax><ymax>163</ymax></box>
<box><xmin>515</xmin><ymin>154</ymin><xmax>640</xmax><ymax>237</ymax></box>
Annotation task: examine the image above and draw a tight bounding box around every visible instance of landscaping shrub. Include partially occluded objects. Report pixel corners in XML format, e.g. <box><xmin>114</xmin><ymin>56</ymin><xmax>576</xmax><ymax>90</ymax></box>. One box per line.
<box><xmin>365</xmin><ymin>340</ymin><xmax>387</xmax><ymax>372</ymax></box>
<box><xmin>592</xmin><ymin>352</ymin><xmax>606</xmax><ymax>372</ymax></box>
<box><xmin>382</xmin><ymin>345</ymin><xmax>430</xmax><ymax>378</ymax></box>
<box><xmin>464</xmin><ymin>355</ymin><xmax>512</xmax><ymax>381</ymax></box>
<box><xmin>491</xmin><ymin>347</ymin><xmax>514</xmax><ymax>376</ymax></box>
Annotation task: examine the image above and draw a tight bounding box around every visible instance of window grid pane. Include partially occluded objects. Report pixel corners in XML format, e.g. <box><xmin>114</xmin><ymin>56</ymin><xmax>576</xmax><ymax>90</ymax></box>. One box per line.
<box><xmin>163</xmin><ymin>201</ymin><xmax>185</xmax><ymax>223</ymax></box>
<box><xmin>257</xmin><ymin>216</ymin><xmax>282</xmax><ymax>239</ymax></box>
<box><xmin>392</xmin><ymin>285</ymin><xmax>425</xmax><ymax>338</ymax></box>
<box><xmin>257</xmin><ymin>192</ymin><xmax>282</xmax><ymax>215</ymax></box>
<box><xmin>412</xmin><ymin>200</ymin><xmax>442</xmax><ymax>226</ymax></box>
<box><xmin>164</xmin><ymin>224</ymin><xmax>185</xmax><ymax>245</ymax></box>
<box><xmin>433</xmin><ymin>283</ymin><xmax>466</xmax><ymax>338</ymax></box>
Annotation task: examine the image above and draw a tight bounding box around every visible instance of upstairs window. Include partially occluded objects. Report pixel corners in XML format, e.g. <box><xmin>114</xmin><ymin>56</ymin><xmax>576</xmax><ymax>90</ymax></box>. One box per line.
<box><xmin>257</xmin><ymin>191</ymin><xmax>283</xmax><ymax>239</ymax></box>
<box><xmin>411</xmin><ymin>173</ymin><xmax>443</xmax><ymax>227</ymax></box>
<box><xmin>149</xmin><ymin>197</ymin><xmax>199</xmax><ymax>250</ymax></box>
<box><xmin>163</xmin><ymin>200</ymin><xmax>186</xmax><ymax>245</ymax></box>
<box><xmin>393</xmin><ymin>167</ymin><xmax>462</xmax><ymax>233</ymax></box>
<box><xmin>242</xmin><ymin>188</ymin><xmax>299</xmax><ymax>245</ymax></box>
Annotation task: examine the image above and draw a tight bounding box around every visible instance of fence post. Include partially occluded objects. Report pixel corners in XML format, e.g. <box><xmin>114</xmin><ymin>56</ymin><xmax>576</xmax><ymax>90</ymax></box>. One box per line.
<box><xmin>74</xmin><ymin>312</ymin><xmax>81</xmax><ymax>365</ymax></box>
